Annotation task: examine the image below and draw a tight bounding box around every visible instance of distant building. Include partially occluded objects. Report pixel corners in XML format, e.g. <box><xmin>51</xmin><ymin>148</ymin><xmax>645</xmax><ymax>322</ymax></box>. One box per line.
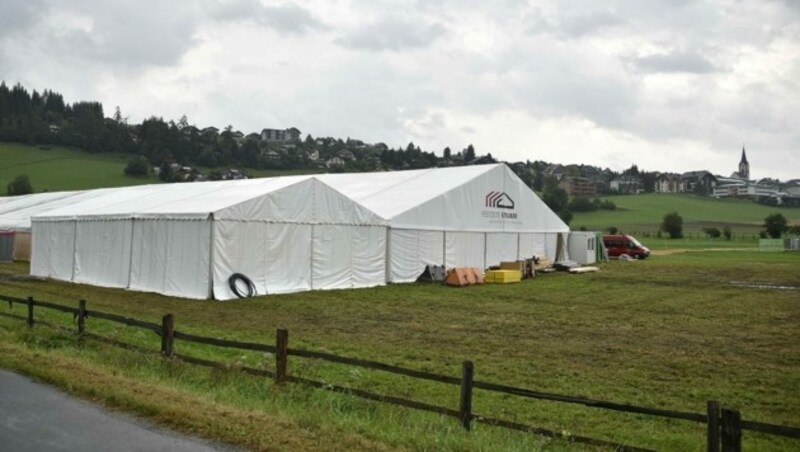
<box><xmin>201</xmin><ymin>126</ymin><xmax>219</xmax><ymax>136</ymax></box>
<box><xmin>681</xmin><ymin>171</ymin><xmax>717</xmax><ymax>194</ymax></box>
<box><xmin>655</xmin><ymin>173</ymin><xmax>683</xmax><ymax>193</ymax></box>
<box><xmin>610</xmin><ymin>175</ymin><xmax>642</xmax><ymax>194</ymax></box>
<box><xmin>558</xmin><ymin>176</ymin><xmax>597</xmax><ymax>196</ymax></box>
<box><xmin>326</xmin><ymin>156</ymin><xmax>345</xmax><ymax>168</ymax></box>
<box><xmin>263</xmin><ymin>150</ymin><xmax>282</xmax><ymax>161</ymax></box>
<box><xmin>337</xmin><ymin>150</ymin><xmax>356</xmax><ymax>161</ymax></box>
<box><xmin>261</xmin><ymin>127</ymin><xmax>301</xmax><ymax>143</ymax></box>
<box><xmin>730</xmin><ymin>146</ymin><xmax>750</xmax><ymax>180</ymax></box>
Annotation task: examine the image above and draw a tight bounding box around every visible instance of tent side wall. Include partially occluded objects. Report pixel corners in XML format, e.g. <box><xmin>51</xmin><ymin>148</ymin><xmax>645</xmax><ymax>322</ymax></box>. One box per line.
<box><xmin>73</xmin><ymin>220</ymin><xmax>133</xmax><ymax>288</ymax></box>
<box><xmin>31</xmin><ymin>220</ymin><xmax>76</xmax><ymax>281</ymax></box>
<box><xmin>128</xmin><ymin>219</ymin><xmax>211</xmax><ymax>299</ymax></box>
<box><xmin>384</xmin><ymin>164</ymin><xmax>569</xmax><ymax>282</ymax></box>
<box><xmin>12</xmin><ymin>231</ymin><xmax>31</xmax><ymax>261</ymax></box>
<box><xmin>211</xmin><ymin>179</ymin><xmax>388</xmax><ymax>300</ymax></box>
<box><xmin>212</xmin><ymin>221</ymin><xmax>386</xmax><ymax>300</ymax></box>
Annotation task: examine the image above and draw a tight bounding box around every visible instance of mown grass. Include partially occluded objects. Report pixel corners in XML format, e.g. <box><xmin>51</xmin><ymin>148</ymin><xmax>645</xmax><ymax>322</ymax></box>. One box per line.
<box><xmin>0</xmin><ymin>141</ymin><xmax>328</xmax><ymax>196</ymax></box>
<box><xmin>571</xmin><ymin>193</ymin><xmax>800</xmax><ymax>235</ymax></box>
<box><xmin>0</xmin><ymin>141</ymin><xmax>159</xmax><ymax>192</ymax></box>
<box><xmin>1</xmin><ymin>251</ymin><xmax>799</xmax><ymax>451</ymax></box>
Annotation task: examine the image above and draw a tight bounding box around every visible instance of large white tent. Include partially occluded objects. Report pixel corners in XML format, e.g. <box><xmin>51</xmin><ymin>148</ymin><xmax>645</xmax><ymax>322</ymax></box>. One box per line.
<box><xmin>317</xmin><ymin>164</ymin><xmax>569</xmax><ymax>282</ymax></box>
<box><xmin>24</xmin><ymin>163</ymin><xmax>569</xmax><ymax>299</ymax></box>
<box><xmin>30</xmin><ymin>177</ymin><xmax>386</xmax><ymax>299</ymax></box>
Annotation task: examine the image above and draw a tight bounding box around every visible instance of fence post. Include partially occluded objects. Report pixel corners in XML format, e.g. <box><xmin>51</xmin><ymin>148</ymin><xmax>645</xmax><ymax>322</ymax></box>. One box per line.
<box><xmin>721</xmin><ymin>408</ymin><xmax>741</xmax><ymax>452</ymax></box>
<box><xmin>26</xmin><ymin>296</ymin><xmax>34</xmax><ymax>328</ymax></box>
<box><xmin>276</xmin><ymin>329</ymin><xmax>288</xmax><ymax>384</ymax></box>
<box><xmin>161</xmin><ymin>314</ymin><xmax>174</xmax><ymax>357</ymax></box>
<box><xmin>707</xmin><ymin>400</ymin><xmax>720</xmax><ymax>452</ymax></box>
<box><xmin>459</xmin><ymin>360</ymin><xmax>474</xmax><ymax>431</ymax></box>
<box><xmin>77</xmin><ymin>299</ymin><xmax>86</xmax><ymax>335</ymax></box>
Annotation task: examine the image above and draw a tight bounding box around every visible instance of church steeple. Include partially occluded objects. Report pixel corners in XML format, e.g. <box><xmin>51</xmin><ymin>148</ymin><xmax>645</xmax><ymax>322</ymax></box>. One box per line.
<box><xmin>738</xmin><ymin>145</ymin><xmax>749</xmax><ymax>180</ymax></box>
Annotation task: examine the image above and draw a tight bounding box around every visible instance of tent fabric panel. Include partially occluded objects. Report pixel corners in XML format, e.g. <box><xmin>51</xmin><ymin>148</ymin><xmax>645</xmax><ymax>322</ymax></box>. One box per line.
<box><xmin>30</xmin><ymin>220</ymin><xmax>75</xmax><ymax>281</ymax></box>
<box><xmin>388</xmin><ymin>229</ymin><xmax>444</xmax><ymax>283</ymax></box>
<box><xmin>445</xmin><ymin>232</ymin><xmax>485</xmax><ymax>269</ymax></box>
<box><xmin>129</xmin><ymin>220</ymin><xmax>210</xmax><ymax>299</ymax></box>
<box><xmin>264</xmin><ymin>223</ymin><xmax>313</xmax><ymax>294</ymax></box>
<box><xmin>312</xmin><ymin>180</ymin><xmax>387</xmax><ymax>226</ymax></box>
<box><xmin>12</xmin><ymin>231</ymin><xmax>31</xmax><ymax>261</ymax></box>
<box><xmin>213</xmin><ymin>179</ymin><xmax>313</xmax><ymax>223</ymax></box>
<box><xmin>389</xmin><ymin>165</ymin><xmax>569</xmax><ymax>233</ymax></box>
<box><xmin>486</xmin><ymin>233</ymin><xmax>518</xmax><ymax>267</ymax></box>
<box><xmin>312</xmin><ymin>225</ymin><xmax>353</xmax><ymax>290</ymax></box>
<box><xmin>212</xmin><ymin>221</ymin><xmax>313</xmax><ymax>300</ymax></box>
<box><xmin>73</xmin><ymin>220</ymin><xmax>132</xmax><ymax>288</ymax></box>
<box><xmin>518</xmin><ymin>233</ymin><xmax>547</xmax><ymax>259</ymax></box>
<box><xmin>212</xmin><ymin>220</ymin><xmax>268</xmax><ymax>300</ymax></box>
<box><xmin>351</xmin><ymin>226</ymin><xmax>386</xmax><ymax>287</ymax></box>
<box><xmin>544</xmin><ymin>233</ymin><xmax>558</xmax><ymax>260</ymax></box>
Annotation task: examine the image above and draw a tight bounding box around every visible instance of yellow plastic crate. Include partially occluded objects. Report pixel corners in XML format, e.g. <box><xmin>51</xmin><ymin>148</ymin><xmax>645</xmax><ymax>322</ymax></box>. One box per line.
<box><xmin>485</xmin><ymin>269</ymin><xmax>521</xmax><ymax>284</ymax></box>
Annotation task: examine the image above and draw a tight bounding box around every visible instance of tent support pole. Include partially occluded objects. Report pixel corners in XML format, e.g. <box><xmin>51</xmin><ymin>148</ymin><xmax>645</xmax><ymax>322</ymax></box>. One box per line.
<box><xmin>483</xmin><ymin>232</ymin><xmax>487</xmax><ymax>270</ymax></box>
<box><xmin>208</xmin><ymin>216</ymin><xmax>215</xmax><ymax>299</ymax></box>
<box><xmin>442</xmin><ymin>231</ymin><xmax>446</xmax><ymax>268</ymax></box>
<box><xmin>310</xmin><ymin>224</ymin><xmax>314</xmax><ymax>290</ymax></box>
<box><xmin>127</xmin><ymin>218</ymin><xmax>136</xmax><ymax>288</ymax></box>
<box><xmin>70</xmin><ymin>220</ymin><xmax>78</xmax><ymax>281</ymax></box>
<box><xmin>385</xmin><ymin>227</ymin><xmax>391</xmax><ymax>283</ymax></box>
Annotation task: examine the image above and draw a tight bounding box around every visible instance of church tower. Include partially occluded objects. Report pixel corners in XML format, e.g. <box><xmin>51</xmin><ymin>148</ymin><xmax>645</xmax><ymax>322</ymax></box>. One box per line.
<box><xmin>738</xmin><ymin>146</ymin><xmax>749</xmax><ymax>180</ymax></box>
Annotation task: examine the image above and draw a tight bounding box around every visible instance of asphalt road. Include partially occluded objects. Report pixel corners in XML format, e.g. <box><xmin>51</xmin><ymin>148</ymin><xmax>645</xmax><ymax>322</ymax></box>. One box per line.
<box><xmin>0</xmin><ymin>369</ymin><xmax>231</xmax><ymax>452</ymax></box>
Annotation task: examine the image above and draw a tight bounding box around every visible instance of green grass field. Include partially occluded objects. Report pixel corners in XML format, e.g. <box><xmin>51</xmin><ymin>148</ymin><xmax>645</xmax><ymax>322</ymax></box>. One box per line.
<box><xmin>571</xmin><ymin>194</ymin><xmax>800</xmax><ymax>236</ymax></box>
<box><xmin>0</xmin><ymin>141</ymin><xmax>159</xmax><ymax>192</ymax></box>
<box><xmin>1</xmin><ymin>251</ymin><xmax>798</xmax><ymax>450</ymax></box>
<box><xmin>0</xmin><ymin>141</ymin><xmax>327</xmax><ymax>195</ymax></box>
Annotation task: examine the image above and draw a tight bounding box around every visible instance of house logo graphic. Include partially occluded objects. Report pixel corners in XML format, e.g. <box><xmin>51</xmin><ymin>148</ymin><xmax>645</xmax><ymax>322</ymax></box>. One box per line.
<box><xmin>485</xmin><ymin>191</ymin><xmax>515</xmax><ymax>209</ymax></box>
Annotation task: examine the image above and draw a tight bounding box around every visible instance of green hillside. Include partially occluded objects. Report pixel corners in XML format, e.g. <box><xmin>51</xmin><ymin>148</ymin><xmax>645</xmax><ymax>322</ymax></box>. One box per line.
<box><xmin>0</xmin><ymin>141</ymin><xmax>158</xmax><ymax>193</ymax></box>
<box><xmin>571</xmin><ymin>193</ymin><xmax>800</xmax><ymax>234</ymax></box>
<box><xmin>0</xmin><ymin>142</ymin><xmax>323</xmax><ymax>195</ymax></box>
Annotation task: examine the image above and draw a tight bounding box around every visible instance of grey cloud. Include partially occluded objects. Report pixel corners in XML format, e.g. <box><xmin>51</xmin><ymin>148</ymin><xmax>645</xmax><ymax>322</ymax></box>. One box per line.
<box><xmin>215</xmin><ymin>0</ymin><xmax>323</xmax><ymax>35</ymax></box>
<box><xmin>336</xmin><ymin>16</ymin><xmax>445</xmax><ymax>51</ymax></box>
<box><xmin>39</xmin><ymin>1</ymin><xmax>201</xmax><ymax>69</ymax></box>
<box><xmin>632</xmin><ymin>51</ymin><xmax>717</xmax><ymax>74</ymax></box>
<box><xmin>0</xmin><ymin>0</ymin><xmax>46</xmax><ymax>39</ymax></box>
<box><xmin>527</xmin><ymin>7</ymin><xmax>624</xmax><ymax>38</ymax></box>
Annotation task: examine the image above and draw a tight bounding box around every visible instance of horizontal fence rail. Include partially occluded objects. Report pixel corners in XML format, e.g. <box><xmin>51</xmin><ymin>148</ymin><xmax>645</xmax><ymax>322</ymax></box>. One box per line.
<box><xmin>2</xmin><ymin>293</ymin><xmax>799</xmax><ymax>451</ymax></box>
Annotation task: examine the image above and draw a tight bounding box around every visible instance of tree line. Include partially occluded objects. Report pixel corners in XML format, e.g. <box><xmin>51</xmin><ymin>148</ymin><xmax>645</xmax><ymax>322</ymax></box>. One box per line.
<box><xmin>0</xmin><ymin>82</ymin><xmax>498</xmax><ymax>176</ymax></box>
<box><xmin>0</xmin><ymin>81</ymin><xmax>646</xmax><ymax>225</ymax></box>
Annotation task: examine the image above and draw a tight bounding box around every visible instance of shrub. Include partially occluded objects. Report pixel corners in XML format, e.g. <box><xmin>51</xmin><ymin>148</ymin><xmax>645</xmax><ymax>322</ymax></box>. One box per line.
<box><xmin>568</xmin><ymin>197</ymin><xmax>597</xmax><ymax>212</ymax></box>
<box><xmin>722</xmin><ymin>226</ymin><xmax>732</xmax><ymax>240</ymax></box>
<box><xmin>607</xmin><ymin>226</ymin><xmax>618</xmax><ymax>234</ymax></box>
<box><xmin>7</xmin><ymin>174</ymin><xmax>33</xmax><ymax>196</ymax></box>
<box><xmin>763</xmin><ymin>213</ymin><xmax>788</xmax><ymax>239</ymax></box>
<box><xmin>124</xmin><ymin>156</ymin><xmax>149</xmax><ymax>177</ymax></box>
<box><xmin>660</xmin><ymin>212</ymin><xmax>683</xmax><ymax>239</ymax></box>
<box><xmin>703</xmin><ymin>227</ymin><xmax>721</xmax><ymax>239</ymax></box>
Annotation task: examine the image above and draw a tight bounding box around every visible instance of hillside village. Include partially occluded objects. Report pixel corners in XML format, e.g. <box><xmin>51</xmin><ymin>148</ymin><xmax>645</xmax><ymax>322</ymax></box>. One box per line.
<box><xmin>551</xmin><ymin>147</ymin><xmax>800</xmax><ymax>206</ymax></box>
<box><xmin>175</xmin><ymin>124</ymin><xmax>800</xmax><ymax>207</ymax></box>
<box><xmin>1</xmin><ymin>82</ymin><xmax>799</xmax><ymax>207</ymax></box>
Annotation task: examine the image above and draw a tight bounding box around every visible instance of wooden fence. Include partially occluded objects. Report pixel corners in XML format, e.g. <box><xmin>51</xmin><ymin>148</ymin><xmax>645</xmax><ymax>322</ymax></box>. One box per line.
<box><xmin>2</xmin><ymin>294</ymin><xmax>799</xmax><ymax>451</ymax></box>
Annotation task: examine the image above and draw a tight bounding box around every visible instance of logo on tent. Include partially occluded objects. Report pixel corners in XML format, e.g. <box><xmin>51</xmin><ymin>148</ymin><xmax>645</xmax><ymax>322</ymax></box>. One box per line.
<box><xmin>485</xmin><ymin>191</ymin><xmax>515</xmax><ymax>209</ymax></box>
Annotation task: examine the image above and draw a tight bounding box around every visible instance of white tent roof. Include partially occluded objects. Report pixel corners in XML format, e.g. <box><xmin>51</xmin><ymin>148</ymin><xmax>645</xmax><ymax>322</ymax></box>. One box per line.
<box><xmin>9</xmin><ymin>163</ymin><xmax>565</xmax><ymax>233</ymax></box>
<box><xmin>0</xmin><ymin>190</ymin><xmax>100</xmax><ymax>231</ymax></box>
<box><xmin>317</xmin><ymin>163</ymin><xmax>568</xmax><ymax>233</ymax></box>
<box><xmin>32</xmin><ymin>177</ymin><xmax>385</xmax><ymax>225</ymax></box>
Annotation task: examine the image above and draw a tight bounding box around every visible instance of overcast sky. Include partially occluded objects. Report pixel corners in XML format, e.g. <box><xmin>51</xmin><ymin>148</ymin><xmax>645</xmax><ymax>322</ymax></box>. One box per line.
<box><xmin>2</xmin><ymin>0</ymin><xmax>798</xmax><ymax>179</ymax></box>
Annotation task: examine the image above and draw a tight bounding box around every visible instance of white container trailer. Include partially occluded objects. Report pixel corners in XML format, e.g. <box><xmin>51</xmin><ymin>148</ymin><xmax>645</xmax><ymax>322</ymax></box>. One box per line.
<box><xmin>567</xmin><ymin>231</ymin><xmax>598</xmax><ymax>265</ymax></box>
